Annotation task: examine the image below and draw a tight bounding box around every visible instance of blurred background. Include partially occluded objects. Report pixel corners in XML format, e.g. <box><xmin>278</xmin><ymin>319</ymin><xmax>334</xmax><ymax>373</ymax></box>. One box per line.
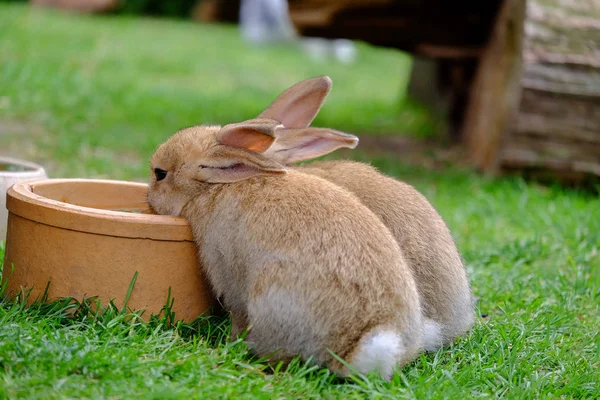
<box><xmin>0</xmin><ymin>0</ymin><xmax>598</xmax><ymax>185</ymax></box>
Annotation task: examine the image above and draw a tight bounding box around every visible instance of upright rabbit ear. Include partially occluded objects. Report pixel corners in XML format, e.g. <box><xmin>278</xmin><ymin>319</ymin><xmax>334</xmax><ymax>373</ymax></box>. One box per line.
<box><xmin>264</xmin><ymin>127</ymin><xmax>359</xmax><ymax>164</ymax></box>
<box><xmin>216</xmin><ymin>119</ymin><xmax>283</xmax><ymax>153</ymax></box>
<box><xmin>258</xmin><ymin>76</ymin><xmax>332</xmax><ymax>128</ymax></box>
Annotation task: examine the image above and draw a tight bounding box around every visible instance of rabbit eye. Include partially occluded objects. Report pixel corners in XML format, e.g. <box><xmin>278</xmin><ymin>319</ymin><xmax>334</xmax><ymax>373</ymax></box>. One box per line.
<box><xmin>154</xmin><ymin>168</ymin><xmax>167</xmax><ymax>181</ymax></box>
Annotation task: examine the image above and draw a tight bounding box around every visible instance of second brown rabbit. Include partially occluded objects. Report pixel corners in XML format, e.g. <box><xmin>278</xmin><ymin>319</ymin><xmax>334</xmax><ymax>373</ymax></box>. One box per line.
<box><xmin>259</xmin><ymin>76</ymin><xmax>475</xmax><ymax>351</ymax></box>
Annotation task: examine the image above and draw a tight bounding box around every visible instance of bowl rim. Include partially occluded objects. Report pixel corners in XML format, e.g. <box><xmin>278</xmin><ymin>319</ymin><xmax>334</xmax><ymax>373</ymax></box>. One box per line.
<box><xmin>0</xmin><ymin>156</ymin><xmax>46</xmax><ymax>177</ymax></box>
<box><xmin>6</xmin><ymin>178</ymin><xmax>194</xmax><ymax>241</ymax></box>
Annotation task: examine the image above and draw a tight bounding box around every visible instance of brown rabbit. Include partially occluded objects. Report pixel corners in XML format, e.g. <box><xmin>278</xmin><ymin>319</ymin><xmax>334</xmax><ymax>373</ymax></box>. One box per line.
<box><xmin>259</xmin><ymin>76</ymin><xmax>475</xmax><ymax>351</ymax></box>
<box><xmin>146</xmin><ymin>121</ymin><xmax>423</xmax><ymax>379</ymax></box>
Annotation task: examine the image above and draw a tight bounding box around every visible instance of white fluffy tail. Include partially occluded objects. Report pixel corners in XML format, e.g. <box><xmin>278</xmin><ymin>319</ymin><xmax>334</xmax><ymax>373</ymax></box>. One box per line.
<box><xmin>349</xmin><ymin>329</ymin><xmax>404</xmax><ymax>380</ymax></box>
<box><xmin>422</xmin><ymin>318</ymin><xmax>444</xmax><ymax>352</ymax></box>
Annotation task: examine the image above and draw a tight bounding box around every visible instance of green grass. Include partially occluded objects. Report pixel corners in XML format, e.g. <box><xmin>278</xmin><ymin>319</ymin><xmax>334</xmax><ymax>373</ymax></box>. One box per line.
<box><xmin>1</xmin><ymin>3</ymin><xmax>600</xmax><ymax>399</ymax></box>
<box><xmin>0</xmin><ymin>3</ymin><xmax>437</xmax><ymax>180</ymax></box>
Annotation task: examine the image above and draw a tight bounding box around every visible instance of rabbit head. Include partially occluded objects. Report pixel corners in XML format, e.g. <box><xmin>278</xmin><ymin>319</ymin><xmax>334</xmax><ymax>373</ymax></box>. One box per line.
<box><xmin>147</xmin><ymin>121</ymin><xmax>287</xmax><ymax>216</ymax></box>
<box><xmin>259</xmin><ymin>76</ymin><xmax>359</xmax><ymax>164</ymax></box>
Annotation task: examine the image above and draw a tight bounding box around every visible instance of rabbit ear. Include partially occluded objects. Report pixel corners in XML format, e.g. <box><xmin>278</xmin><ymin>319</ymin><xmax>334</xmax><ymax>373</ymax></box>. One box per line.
<box><xmin>216</xmin><ymin>119</ymin><xmax>283</xmax><ymax>153</ymax></box>
<box><xmin>265</xmin><ymin>127</ymin><xmax>359</xmax><ymax>164</ymax></box>
<box><xmin>258</xmin><ymin>76</ymin><xmax>332</xmax><ymax>128</ymax></box>
<box><xmin>198</xmin><ymin>145</ymin><xmax>287</xmax><ymax>183</ymax></box>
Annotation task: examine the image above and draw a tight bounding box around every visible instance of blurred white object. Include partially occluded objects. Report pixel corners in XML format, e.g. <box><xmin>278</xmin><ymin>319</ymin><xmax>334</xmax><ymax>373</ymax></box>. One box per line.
<box><xmin>238</xmin><ymin>0</ymin><xmax>358</xmax><ymax>63</ymax></box>
<box><xmin>240</xmin><ymin>0</ymin><xmax>297</xmax><ymax>44</ymax></box>
<box><xmin>301</xmin><ymin>38</ymin><xmax>358</xmax><ymax>64</ymax></box>
<box><xmin>301</xmin><ymin>38</ymin><xmax>331</xmax><ymax>61</ymax></box>
<box><xmin>333</xmin><ymin>39</ymin><xmax>358</xmax><ymax>64</ymax></box>
<box><xmin>0</xmin><ymin>157</ymin><xmax>47</xmax><ymax>241</ymax></box>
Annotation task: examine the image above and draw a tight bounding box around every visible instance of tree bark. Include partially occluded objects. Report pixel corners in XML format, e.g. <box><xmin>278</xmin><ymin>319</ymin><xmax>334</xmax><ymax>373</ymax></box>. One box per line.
<box><xmin>500</xmin><ymin>0</ymin><xmax>600</xmax><ymax>179</ymax></box>
<box><xmin>462</xmin><ymin>0</ymin><xmax>526</xmax><ymax>172</ymax></box>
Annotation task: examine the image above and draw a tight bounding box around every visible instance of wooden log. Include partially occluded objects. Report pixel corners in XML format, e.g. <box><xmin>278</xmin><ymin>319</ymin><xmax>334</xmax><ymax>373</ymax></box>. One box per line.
<box><xmin>500</xmin><ymin>137</ymin><xmax>600</xmax><ymax>177</ymax></box>
<box><xmin>516</xmin><ymin>89</ymin><xmax>600</xmax><ymax>145</ymax></box>
<box><xmin>498</xmin><ymin>0</ymin><xmax>600</xmax><ymax>180</ymax></box>
<box><xmin>192</xmin><ymin>0</ymin><xmax>240</xmax><ymax>23</ymax></box>
<box><xmin>31</xmin><ymin>0</ymin><xmax>121</xmax><ymax>13</ymax></box>
<box><xmin>291</xmin><ymin>1</ymin><xmax>501</xmax><ymax>54</ymax></box>
<box><xmin>521</xmin><ymin>0</ymin><xmax>600</xmax><ymax>97</ymax></box>
<box><xmin>462</xmin><ymin>0</ymin><xmax>527</xmax><ymax>172</ymax></box>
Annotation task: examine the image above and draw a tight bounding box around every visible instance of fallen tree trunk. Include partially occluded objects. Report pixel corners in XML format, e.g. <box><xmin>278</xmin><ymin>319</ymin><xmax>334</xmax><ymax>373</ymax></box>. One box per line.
<box><xmin>466</xmin><ymin>0</ymin><xmax>600</xmax><ymax>181</ymax></box>
<box><xmin>501</xmin><ymin>0</ymin><xmax>600</xmax><ymax>180</ymax></box>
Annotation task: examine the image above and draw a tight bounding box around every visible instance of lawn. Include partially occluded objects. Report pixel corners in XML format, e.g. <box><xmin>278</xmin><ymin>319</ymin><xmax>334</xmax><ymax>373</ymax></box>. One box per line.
<box><xmin>0</xmin><ymin>3</ymin><xmax>437</xmax><ymax>181</ymax></box>
<box><xmin>1</xmin><ymin>3</ymin><xmax>599</xmax><ymax>399</ymax></box>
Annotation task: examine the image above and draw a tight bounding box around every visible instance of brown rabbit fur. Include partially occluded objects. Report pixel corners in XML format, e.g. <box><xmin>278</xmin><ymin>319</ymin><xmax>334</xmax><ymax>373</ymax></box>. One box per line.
<box><xmin>259</xmin><ymin>76</ymin><xmax>475</xmax><ymax>350</ymax></box>
<box><xmin>147</xmin><ymin>122</ymin><xmax>423</xmax><ymax>379</ymax></box>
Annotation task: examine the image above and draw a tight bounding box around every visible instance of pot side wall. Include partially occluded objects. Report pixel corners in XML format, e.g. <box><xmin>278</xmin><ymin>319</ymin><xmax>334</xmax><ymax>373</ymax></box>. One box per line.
<box><xmin>2</xmin><ymin>213</ymin><xmax>215</xmax><ymax>321</ymax></box>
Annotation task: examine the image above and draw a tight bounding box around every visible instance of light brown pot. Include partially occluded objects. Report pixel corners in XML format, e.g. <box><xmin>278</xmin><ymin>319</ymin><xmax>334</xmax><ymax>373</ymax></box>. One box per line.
<box><xmin>2</xmin><ymin>179</ymin><xmax>215</xmax><ymax>321</ymax></box>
